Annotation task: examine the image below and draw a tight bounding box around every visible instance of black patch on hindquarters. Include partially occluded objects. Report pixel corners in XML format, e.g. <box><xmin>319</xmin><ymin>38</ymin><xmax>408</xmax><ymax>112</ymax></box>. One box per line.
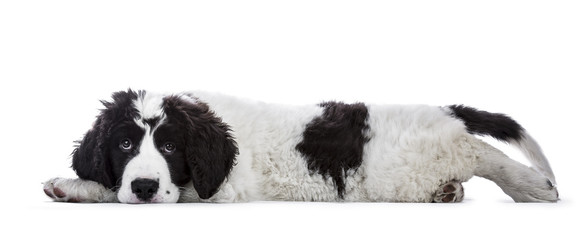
<box><xmin>447</xmin><ymin>104</ymin><xmax>524</xmax><ymax>142</ymax></box>
<box><xmin>296</xmin><ymin>101</ymin><xmax>370</xmax><ymax>198</ymax></box>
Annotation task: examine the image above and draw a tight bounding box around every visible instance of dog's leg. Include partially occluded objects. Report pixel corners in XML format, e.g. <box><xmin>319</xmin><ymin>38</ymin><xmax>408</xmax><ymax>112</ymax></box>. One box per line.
<box><xmin>474</xmin><ymin>148</ymin><xmax>559</xmax><ymax>203</ymax></box>
<box><xmin>432</xmin><ymin>180</ymin><xmax>465</xmax><ymax>203</ymax></box>
<box><xmin>43</xmin><ymin>178</ymin><xmax>117</xmax><ymax>203</ymax></box>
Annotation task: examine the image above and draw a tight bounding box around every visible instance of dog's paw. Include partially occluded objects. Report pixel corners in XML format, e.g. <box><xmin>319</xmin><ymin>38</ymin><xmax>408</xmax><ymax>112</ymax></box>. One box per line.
<box><xmin>43</xmin><ymin>178</ymin><xmax>115</xmax><ymax>203</ymax></box>
<box><xmin>508</xmin><ymin>178</ymin><xmax>559</xmax><ymax>203</ymax></box>
<box><xmin>43</xmin><ymin>178</ymin><xmax>82</xmax><ymax>202</ymax></box>
<box><xmin>433</xmin><ymin>180</ymin><xmax>464</xmax><ymax>203</ymax></box>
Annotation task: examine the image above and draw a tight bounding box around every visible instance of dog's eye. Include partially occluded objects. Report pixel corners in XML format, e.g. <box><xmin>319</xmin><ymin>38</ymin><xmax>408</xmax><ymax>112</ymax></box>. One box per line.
<box><xmin>163</xmin><ymin>142</ymin><xmax>176</xmax><ymax>154</ymax></box>
<box><xmin>120</xmin><ymin>139</ymin><xmax>133</xmax><ymax>151</ymax></box>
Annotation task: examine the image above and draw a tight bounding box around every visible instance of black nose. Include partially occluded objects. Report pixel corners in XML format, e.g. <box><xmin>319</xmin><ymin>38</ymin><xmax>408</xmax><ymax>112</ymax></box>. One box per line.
<box><xmin>131</xmin><ymin>178</ymin><xmax>159</xmax><ymax>201</ymax></box>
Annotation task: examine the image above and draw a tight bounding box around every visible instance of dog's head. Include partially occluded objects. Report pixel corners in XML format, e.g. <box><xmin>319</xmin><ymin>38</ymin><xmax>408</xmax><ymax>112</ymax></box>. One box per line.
<box><xmin>71</xmin><ymin>89</ymin><xmax>238</xmax><ymax>203</ymax></box>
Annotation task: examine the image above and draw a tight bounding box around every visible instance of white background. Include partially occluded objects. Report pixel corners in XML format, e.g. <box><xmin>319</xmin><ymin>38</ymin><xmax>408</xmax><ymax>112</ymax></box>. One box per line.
<box><xmin>1</xmin><ymin>0</ymin><xmax>586</xmax><ymax>239</ymax></box>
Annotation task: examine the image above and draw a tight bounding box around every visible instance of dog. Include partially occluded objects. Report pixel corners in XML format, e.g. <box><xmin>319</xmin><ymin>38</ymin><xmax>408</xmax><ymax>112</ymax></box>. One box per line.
<box><xmin>43</xmin><ymin>89</ymin><xmax>559</xmax><ymax>203</ymax></box>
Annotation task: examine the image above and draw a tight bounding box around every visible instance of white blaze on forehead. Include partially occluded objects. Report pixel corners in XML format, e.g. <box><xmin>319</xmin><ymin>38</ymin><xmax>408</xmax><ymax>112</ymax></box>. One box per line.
<box><xmin>132</xmin><ymin>92</ymin><xmax>166</xmax><ymax>128</ymax></box>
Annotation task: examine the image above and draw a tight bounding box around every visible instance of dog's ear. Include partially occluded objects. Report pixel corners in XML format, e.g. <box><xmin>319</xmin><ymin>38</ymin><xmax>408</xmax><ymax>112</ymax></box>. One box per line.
<box><xmin>71</xmin><ymin>116</ymin><xmax>115</xmax><ymax>188</ymax></box>
<box><xmin>163</xmin><ymin>96</ymin><xmax>238</xmax><ymax>199</ymax></box>
<box><xmin>72</xmin><ymin>89</ymin><xmax>141</xmax><ymax>189</ymax></box>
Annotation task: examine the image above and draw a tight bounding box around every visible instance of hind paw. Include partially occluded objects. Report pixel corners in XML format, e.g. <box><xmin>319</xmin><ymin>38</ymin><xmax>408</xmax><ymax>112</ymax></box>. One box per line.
<box><xmin>433</xmin><ymin>181</ymin><xmax>464</xmax><ymax>203</ymax></box>
<box><xmin>508</xmin><ymin>178</ymin><xmax>559</xmax><ymax>203</ymax></box>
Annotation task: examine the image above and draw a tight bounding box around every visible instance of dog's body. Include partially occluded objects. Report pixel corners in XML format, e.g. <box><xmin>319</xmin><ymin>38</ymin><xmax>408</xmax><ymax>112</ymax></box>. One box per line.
<box><xmin>43</xmin><ymin>90</ymin><xmax>558</xmax><ymax>203</ymax></box>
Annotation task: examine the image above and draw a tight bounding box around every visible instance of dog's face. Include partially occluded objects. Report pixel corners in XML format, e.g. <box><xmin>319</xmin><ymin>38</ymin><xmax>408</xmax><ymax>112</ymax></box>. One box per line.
<box><xmin>71</xmin><ymin>90</ymin><xmax>238</xmax><ymax>203</ymax></box>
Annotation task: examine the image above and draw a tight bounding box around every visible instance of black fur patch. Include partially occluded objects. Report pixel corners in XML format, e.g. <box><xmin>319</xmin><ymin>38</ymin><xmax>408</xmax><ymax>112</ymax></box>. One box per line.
<box><xmin>447</xmin><ymin>104</ymin><xmax>524</xmax><ymax>142</ymax></box>
<box><xmin>296</xmin><ymin>101</ymin><xmax>370</xmax><ymax>198</ymax></box>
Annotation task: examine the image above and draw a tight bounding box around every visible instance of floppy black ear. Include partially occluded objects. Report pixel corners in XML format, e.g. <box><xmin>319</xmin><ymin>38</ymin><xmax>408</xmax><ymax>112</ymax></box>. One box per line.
<box><xmin>163</xmin><ymin>96</ymin><xmax>238</xmax><ymax>199</ymax></box>
<box><xmin>71</xmin><ymin>117</ymin><xmax>115</xmax><ymax>189</ymax></box>
<box><xmin>71</xmin><ymin>89</ymin><xmax>141</xmax><ymax>189</ymax></box>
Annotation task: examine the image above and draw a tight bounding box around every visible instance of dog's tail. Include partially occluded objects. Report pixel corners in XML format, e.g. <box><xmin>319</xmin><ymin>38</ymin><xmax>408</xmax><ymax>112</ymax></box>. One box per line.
<box><xmin>446</xmin><ymin>104</ymin><xmax>556</xmax><ymax>185</ymax></box>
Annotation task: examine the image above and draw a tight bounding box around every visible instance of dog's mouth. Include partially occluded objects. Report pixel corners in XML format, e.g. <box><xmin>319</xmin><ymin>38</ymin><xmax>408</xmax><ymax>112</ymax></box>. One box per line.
<box><xmin>118</xmin><ymin>191</ymin><xmax>180</xmax><ymax>204</ymax></box>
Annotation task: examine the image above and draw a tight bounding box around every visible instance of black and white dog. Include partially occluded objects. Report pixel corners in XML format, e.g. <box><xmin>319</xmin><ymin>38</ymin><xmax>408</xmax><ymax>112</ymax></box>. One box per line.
<box><xmin>43</xmin><ymin>89</ymin><xmax>558</xmax><ymax>203</ymax></box>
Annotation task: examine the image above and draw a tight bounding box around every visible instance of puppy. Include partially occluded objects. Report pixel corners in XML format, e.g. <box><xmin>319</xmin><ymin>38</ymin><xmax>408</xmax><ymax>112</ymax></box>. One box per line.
<box><xmin>43</xmin><ymin>89</ymin><xmax>558</xmax><ymax>203</ymax></box>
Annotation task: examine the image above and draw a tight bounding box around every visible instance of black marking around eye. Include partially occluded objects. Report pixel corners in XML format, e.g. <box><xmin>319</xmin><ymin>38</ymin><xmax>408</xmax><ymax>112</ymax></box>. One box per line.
<box><xmin>296</xmin><ymin>101</ymin><xmax>370</xmax><ymax>199</ymax></box>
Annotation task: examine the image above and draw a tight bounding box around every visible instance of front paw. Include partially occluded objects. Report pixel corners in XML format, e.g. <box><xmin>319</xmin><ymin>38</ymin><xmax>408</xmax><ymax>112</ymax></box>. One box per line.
<box><xmin>43</xmin><ymin>178</ymin><xmax>81</xmax><ymax>202</ymax></box>
<box><xmin>43</xmin><ymin>177</ymin><xmax>116</xmax><ymax>203</ymax></box>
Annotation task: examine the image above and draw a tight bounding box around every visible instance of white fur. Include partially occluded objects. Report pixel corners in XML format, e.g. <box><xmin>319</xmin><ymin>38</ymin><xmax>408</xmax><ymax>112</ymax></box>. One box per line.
<box><xmin>133</xmin><ymin>92</ymin><xmax>166</xmax><ymax>121</ymax></box>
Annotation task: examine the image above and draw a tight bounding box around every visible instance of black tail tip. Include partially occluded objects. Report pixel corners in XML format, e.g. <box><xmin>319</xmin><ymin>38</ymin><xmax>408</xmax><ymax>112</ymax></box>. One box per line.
<box><xmin>447</xmin><ymin>104</ymin><xmax>524</xmax><ymax>142</ymax></box>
